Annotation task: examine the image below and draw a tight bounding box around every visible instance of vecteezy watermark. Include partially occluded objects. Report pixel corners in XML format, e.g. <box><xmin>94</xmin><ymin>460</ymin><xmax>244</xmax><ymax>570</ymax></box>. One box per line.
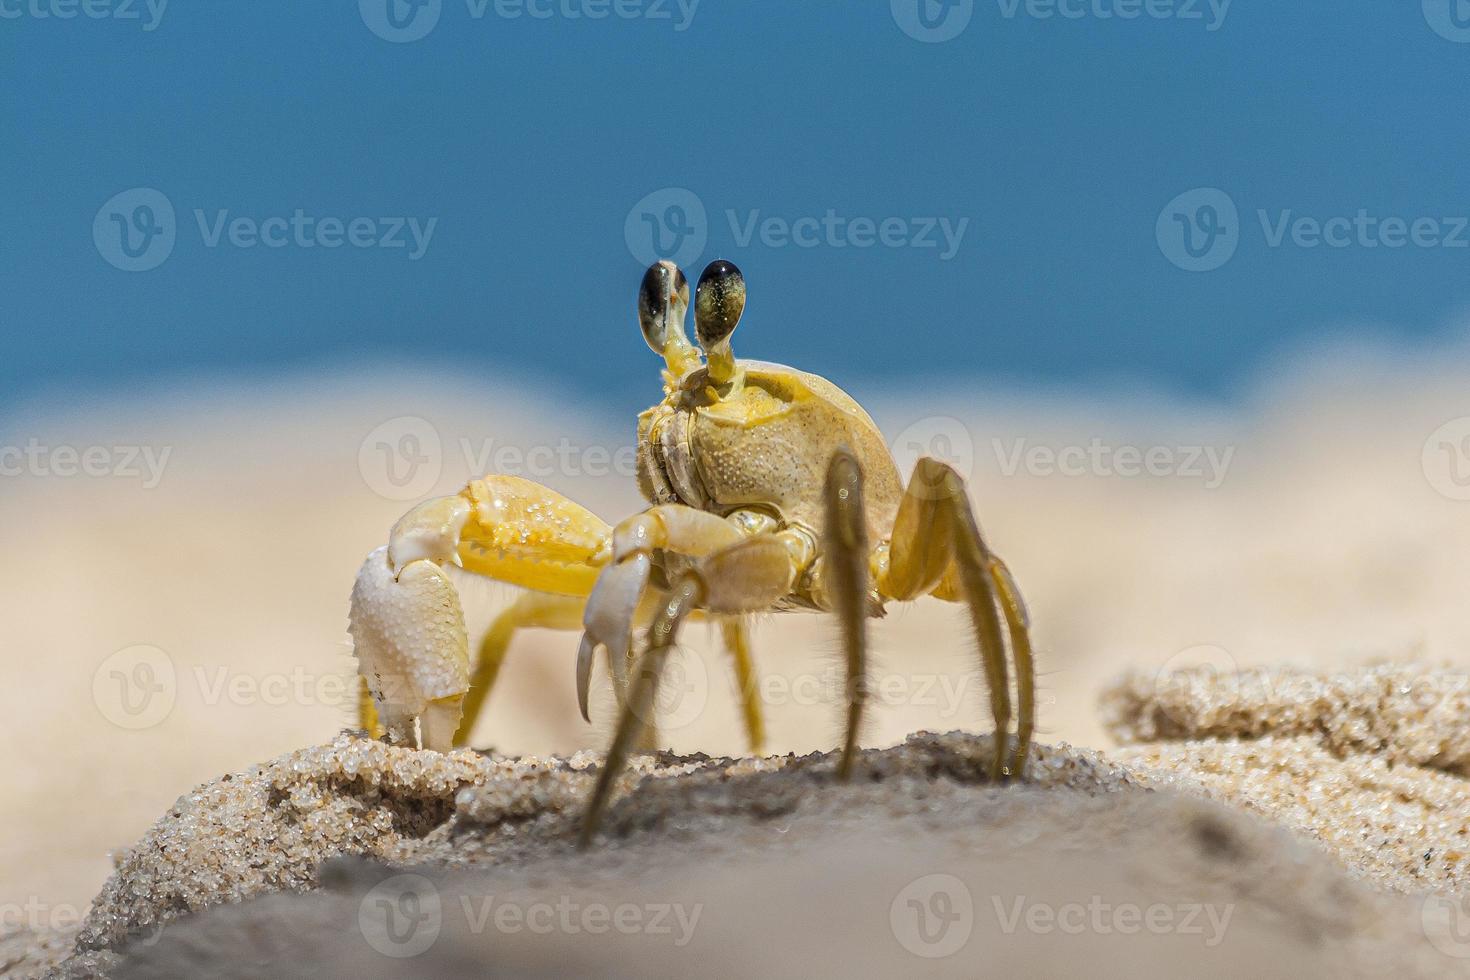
<box><xmin>891</xmin><ymin>874</ymin><xmax>975</xmax><ymax>958</ymax></box>
<box><xmin>993</xmin><ymin>436</ymin><xmax>1235</xmax><ymax>488</ymax></box>
<box><xmin>1158</xmin><ymin>187</ymin><xmax>1470</xmax><ymax>272</ymax></box>
<box><xmin>891</xmin><ymin>0</ymin><xmax>1228</xmax><ymax>43</ymax></box>
<box><xmin>360</xmin><ymin>874</ymin><xmax>442</xmax><ymax>958</ymax></box>
<box><xmin>890</xmin><ymin>0</ymin><xmax>974</xmax><ymax>43</ymax></box>
<box><xmin>0</xmin><ymin>898</ymin><xmax>86</xmax><ymax>933</ymax></box>
<box><xmin>890</xmin><ymin>416</ymin><xmax>977</xmax><ymax>488</ymax></box>
<box><xmin>747</xmin><ymin>668</ymin><xmax>979</xmax><ymax>719</ymax></box>
<box><xmin>357</xmin><ymin>875</ymin><xmax>703</xmax><ymax>959</ymax></box>
<box><xmin>625</xmin><ymin>187</ymin><xmax>708</xmax><ymax>269</ymax></box>
<box><xmin>359</xmin><ymin>416</ymin><xmax>444</xmax><ymax>501</ymax></box>
<box><xmin>1423</xmin><ymin>0</ymin><xmax>1470</xmax><ymax>43</ymax></box>
<box><xmin>0</xmin><ymin>0</ymin><xmax>167</xmax><ymax>30</ymax></box>
<box><xmin>0</xmin><ymin>439</ymin><xmax>171</xmax><ymax>488</ymax></box>
<box><xmin>625</xmin><ymin>188</ymin><xmax>970</xmax><ymax>269</ymax></box>
<box><xmin>608</xmin><ymin>654</ymin><xmax>985</xmax><ymax>735</ymax></box>
<box><xmin>94</xmin><ymin>188</ymin><xmax>437</xmax><ymax>272</ymax></box>
<box><xmin>993</xmin><ymin>0</ymin><xmax>1229</xmax><ymax>29</ymax></box>
<box><xmin>93</xmin><ymin>188</ymin><xmax>177</xmax><ymax>272</ymax></box>
<box><xmin>190</xmin><ymin>665</ymin><xmax>357</xmax><ymax>710</ymax></box>
<box><xmin>727</xmin><ymin>210</ymin><xmax>969</xmax><ymax>261</ymax></box>
<box><xmin>91</xmin><ymin>647</ymin><xmax>383</xmax><ymax>730</ymax></box>
<box><xmin>992</xmin><ymin>895</ymin><xmax>1235</xmax><ymax>946</ymax></box>
<box><xmin>359</xmin><ymin>0</ymin><xmax>699</xmax><ymax>43</ymax></box>
<box><xmin>92</xmin><ymin>645</ymin><xmax>177</xmax><ymax>730</ymax></box>
<box><xmin>1422</xmin><ymin>893</ymin><xmax>1470</xmax><ymax>959</ymax></box>
<box><xmin>356</xmin><ymin>416</ymin><xmax>645</xmax><ymax>501</ymax></box>
<box><xmin>1422</xmin><ymin>416</ymin><xmax>1470</xmax><ymax>501</ymax></box>
<box><xmin>458</xmin><ymin>894</ymin><xmax>702</xmax><ymax>945</ymax></box>
<box><xmin>1155</xmin><ymin>187</ymin><xmax>1239</xmax><ymax>272</ymax></box>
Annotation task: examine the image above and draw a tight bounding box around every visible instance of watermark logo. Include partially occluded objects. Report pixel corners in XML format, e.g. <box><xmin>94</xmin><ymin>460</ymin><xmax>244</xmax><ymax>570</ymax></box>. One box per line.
<box><xmin>0</xmin><ymin>899</ymin><xmax>85</xmax><ymax>933</ymax></box>
<box><xmin>890</xmin><ymin>416</ymin><xmax>976</xmax><ymax>498</ymax></box>
<box><xmin>891</xmin><ymin>0</ymin><xmax>974</xmax><ymax>42</ymax></box>
<box><xmin>359</xmin><ymin>0</ymin><xmax>442</xmax><ymax>42</ymax></box>
<box><xmin>0</xmin><ymin>0</ymin><xmax>167</xmax><ymax>30</ymax></box>
<box><xmin>459</xmin><ymin>895</ymin><xmax>702</xmax><ymax>942</ymax></box>
<box><xmin>1422</xmin><ymin>893</ymin><xmax>1470</xmax><ymax>958</ymax></box>
<box><xmin>94</xmin><ymin>188</ymin><xmax>176</xmax><ymax>272</ymax></box>
<box><xmin>359</xmin><ymin>416</ymin><xmax>443</xmax><ymax>501</ymax></box>
<box><xmin>1424</xmin><ymin>0</ymin><xmax>1470</xmax><ymax>43</ymax></box>
<box><xmin>1156</xmin><ymin>187</ymin><xmax>1239</xmax><ymax>272</ymax></box>
<box><xmin>625</xmin><ymin>189</ymin><xmax>970</xmax><ymax>267</ymax></box>
<box><xmin>0</xmin><ymin>440</ymin><xmax>171</xmax><ymax>487</ymax></box>
<box><xmin>1151</xmin><ymin>643</ymin><xmax>1238</xmax><ymax>703</ymax></box>
<box><xmin>1161</xmin><ymin>189</ymin><xmax>1470</xmax><ymax>272</ymax></box>
<box><xmin>361</xmin><ymin>0</ymin><xmax>698</xmax><ymax>43</ymax></box>
<box><xmin>995</xmin><ymin>0</ymin><xmax>1229</xmax><ymax>30</ymax></box>
<box><xmin>360</xmin><ymin>874</ymin><xmax>443</xmax><ymax>958</ymax></box>
<box><xmin>625</xmin><ymin>187</ymin><xmax>708</xmax><ymax>269</ymax></box>
<box><xmin>93</xmin><ymin>644</ymin><xmax>177</xmax><ymax>730</ymax></box>
<box><xmin>626</xmin><ymin>648</ymin><xmax>709</xmax><ymax>731</ymax></box>
<box><xmin>727</xmin><ymin>210</ymin><xmax>968</xmax><ymax>259</ymax></box>
<box><xmin>891</xmin><ymin>873</ymin><xmax>974</xmax><ymax>958</ymax></box>
<box><xmin>993</xmin><ymin>895</ymin><xmax>1233</xmax><ymax>945</ymax></box>
<box><xmin>1422</xmin><ymin>417</ymin><xmax>1470</xmax><ymax>501</ymax></box>
<box><xmin>95</xmin><ymin>190</ymin><xmax>436</xmax><ymax>272</ymax></box>
<box><xmin>993</xmin><ymin>436</ymin><xmax>1234</xmax><ymax>488</ymax></box>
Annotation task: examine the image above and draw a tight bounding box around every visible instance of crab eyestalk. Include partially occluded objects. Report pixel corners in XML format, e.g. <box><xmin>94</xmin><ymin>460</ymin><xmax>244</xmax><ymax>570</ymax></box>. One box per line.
<box><xmin>638</xmin><ymin>260</ymin><xmax>702</xmax><ymax>383</ymax></box>
<box><xmin>695</xmin><ymin>259</ymin><xmax>745</xmax><ymax>386</ymax></box>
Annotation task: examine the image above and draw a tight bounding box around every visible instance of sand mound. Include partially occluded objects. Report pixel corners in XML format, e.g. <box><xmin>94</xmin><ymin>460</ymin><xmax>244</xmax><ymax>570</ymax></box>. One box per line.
<box><xmin>19</xmin><ymin>663</ymin><xmax>1470</xmax><ymax>978</ymax></box>
<box><xmin>73</xmin><ymin>733</ymin><xmax>1137</xmax><ymax>955</ymax></box>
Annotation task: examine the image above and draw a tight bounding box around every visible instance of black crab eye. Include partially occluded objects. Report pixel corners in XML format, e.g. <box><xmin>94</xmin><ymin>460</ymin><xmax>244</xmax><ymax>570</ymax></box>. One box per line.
<box><xmin>637</xmin><ymin>260</ymin><xmax>690</xmax><ymax>354</ymax></box>
<box><xmin>694</xmin><ymin>259</ymin><xmax>745</xmax><ymax>348</ymax></box>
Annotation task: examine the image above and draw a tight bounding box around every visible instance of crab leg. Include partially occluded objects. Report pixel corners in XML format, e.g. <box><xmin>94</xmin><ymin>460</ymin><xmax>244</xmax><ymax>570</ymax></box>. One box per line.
<box><xmin>577</xmin><ymin>504</ymin><xmax>746</xmax><ymax>718</ymax></box>
<box><xmin>579</xmin><ymin>534</ymin><xmax>796</xmax><ymax>847</ymax></box>
<box><xmin>821</xmin><ymin>449</ymin><xmax>872</xmax><ymax>781</ymax></box>
<box><xmin>877</xmin><ymin>458</ymin><xmax>1033</xmax><ymax>779</ymax></box>
<box><xmin>455</xmin><ymin>590</ymin><xmax>587</xmax><ymax>747</ymax></box>
<box><xmin>719</xmin><ymin>618</ymin><xmax>765</xmax><ymax>755</ymax></box>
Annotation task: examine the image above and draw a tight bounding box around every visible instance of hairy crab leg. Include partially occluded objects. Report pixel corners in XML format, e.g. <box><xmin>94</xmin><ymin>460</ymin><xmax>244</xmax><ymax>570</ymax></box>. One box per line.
<box><xmin>821</xmin><ymin>449</ymin><xmax>872</xmax><ymax>781</ymax></box>
<box><xmin>876</xmin><ymin>457</ymin><xmax>1035</xmax><ymax>780</ymax></box>
<box><xmin>719</xmin><ymin>617</ymin><xmax>765</xmax><ymax>755</ymax></box>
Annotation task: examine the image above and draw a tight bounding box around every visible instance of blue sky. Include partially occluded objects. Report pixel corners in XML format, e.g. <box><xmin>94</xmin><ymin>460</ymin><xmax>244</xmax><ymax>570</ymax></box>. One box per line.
<box><xmin>7</xmin><ymin>1</ymin><xmax>1470</xmax><ymax>411</ymax></box>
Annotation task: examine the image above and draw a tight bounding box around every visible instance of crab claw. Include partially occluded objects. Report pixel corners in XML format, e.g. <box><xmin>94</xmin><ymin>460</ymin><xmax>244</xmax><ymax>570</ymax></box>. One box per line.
<box><xmin>349</xmin><ymin>545</ymin><xmax>469</xmax><ymax>751</ymax></box>
<box><xmin>577</xmin><ymin>552</ymin><xmax>651</xmax><ymax>721</ymax></box>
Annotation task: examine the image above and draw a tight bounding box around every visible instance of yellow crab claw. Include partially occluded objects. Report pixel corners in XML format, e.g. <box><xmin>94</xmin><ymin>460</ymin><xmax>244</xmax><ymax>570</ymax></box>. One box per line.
<box><xmin>352</xmin><ymin>476</ymin><xmax>616</xmax><ymax>751</ymax></box>
<box><xmin>349</xmin><ymin>546</ymin><xmax>469</xmax><ymax>751</ymax></box>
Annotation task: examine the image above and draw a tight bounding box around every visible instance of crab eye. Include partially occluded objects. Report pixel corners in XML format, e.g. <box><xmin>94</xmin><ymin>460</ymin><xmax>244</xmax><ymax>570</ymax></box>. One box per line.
<box><xmin>637</xmin><ymin>260</ymin><xmax>690</xmax><ymax>355</ymax></box>
<box><xmin>635</xmin><ymin>258</ymin><xmax>690</xmax><ymax>354</ymax></box>
<box><xmin>694</xmin><ymin>259</ymin><xmax>745</xmax><ymax>348</ymax></box>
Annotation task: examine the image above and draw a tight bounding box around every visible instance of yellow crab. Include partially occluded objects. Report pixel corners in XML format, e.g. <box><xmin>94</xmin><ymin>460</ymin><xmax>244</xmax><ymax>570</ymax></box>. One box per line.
<box><xmin>349</xmin><ymin>258</ymin><xmax>1036</xmax><ymax>845</ymax></box>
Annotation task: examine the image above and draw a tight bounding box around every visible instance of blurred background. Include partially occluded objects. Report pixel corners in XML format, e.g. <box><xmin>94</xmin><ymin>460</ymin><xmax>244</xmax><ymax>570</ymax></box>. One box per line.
<box><xmin>5</xmin><ymin>0</ymin><xmax>1470</xmax><ymax>922</ymax></box>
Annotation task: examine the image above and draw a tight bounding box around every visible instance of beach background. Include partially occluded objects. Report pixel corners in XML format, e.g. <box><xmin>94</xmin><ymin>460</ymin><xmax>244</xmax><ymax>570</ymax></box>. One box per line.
<box><xmin>11</xmin><ymin>5</ymin><xmax>1470</xmax><ymax>967</ymax></box>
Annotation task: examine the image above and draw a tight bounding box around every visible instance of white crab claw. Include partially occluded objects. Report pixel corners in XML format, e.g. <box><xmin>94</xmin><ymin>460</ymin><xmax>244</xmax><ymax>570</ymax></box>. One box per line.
<box><xmin>349</xmin><ymin>546</ymin><xmax>470</xmax><ymax>751</ymax></box>
<box><xmin>576</xmin><ymin>633</ymin><xmax>597</xmax><ymax>723</ymax></box>
<box><xmin>577</xmin><ymin>552</ymin><xmax>651</xmax><ymax>722</ymax></box>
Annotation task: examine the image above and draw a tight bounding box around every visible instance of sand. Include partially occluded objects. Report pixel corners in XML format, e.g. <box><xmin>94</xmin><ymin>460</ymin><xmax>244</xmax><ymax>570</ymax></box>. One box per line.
<box><xmin>7</xmin><ymin>661</ymin><xmax>1467</xmax><ymax>978</ymax></box>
